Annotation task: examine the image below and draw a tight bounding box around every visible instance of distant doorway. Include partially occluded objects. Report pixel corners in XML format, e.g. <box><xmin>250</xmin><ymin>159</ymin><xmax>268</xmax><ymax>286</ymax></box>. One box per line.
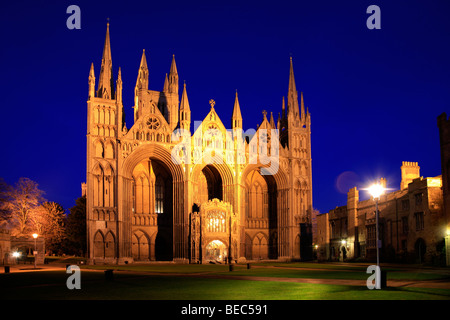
<box><xmin>205</xmin><ymin>240</ymin><xmax>227</xmax><ymax>263</ymax></box>
<box><xmin>415</xmin><ymin>238</ymin><xmax>426</xmax><ymax>264</ymax></box>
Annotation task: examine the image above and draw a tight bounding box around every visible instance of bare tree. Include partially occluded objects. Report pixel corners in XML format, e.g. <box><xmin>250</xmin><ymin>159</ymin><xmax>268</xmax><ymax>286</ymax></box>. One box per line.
<box><xmin>30</xmin><ymin>201</ymin><xmax>66</xmax><ymax>253</ymax></box>
<box><xmin>4</xmin><ymin>178</ymin><xmax>45</xmax><ymax>236</ymax></box>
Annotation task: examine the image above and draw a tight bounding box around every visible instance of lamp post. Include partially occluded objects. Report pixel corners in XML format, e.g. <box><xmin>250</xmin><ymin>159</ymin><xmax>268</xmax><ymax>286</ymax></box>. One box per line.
<box><xmin>367</xmin><ymin>184</ymin><xmax>384</xmax><ymax>268</ymax></box>
<box><xmin>32</xmin><ymin>233</ymin><xmax>38</xmax><ymax>269</ymax></box>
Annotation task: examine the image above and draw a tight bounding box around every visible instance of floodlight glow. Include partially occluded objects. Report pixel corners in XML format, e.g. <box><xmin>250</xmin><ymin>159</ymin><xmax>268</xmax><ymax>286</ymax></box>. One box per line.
<box><xmin>368</xmin><ymin>183</ymin><xmax>385</xmax><ymax>199</ymax></box>
<box><xmin>341</xmin><ymin>240</ymin><xmax>347</xmax><ymax>246</ymax></box>
<box><xmin>12</xmin><ymin>252</ymin><xmax>20</xmax><ymax>258</ymax></box>
<box><xmin>32</xmin><ymin>233</ymin><xmax>38</xmax><ymax>239</ymax></box>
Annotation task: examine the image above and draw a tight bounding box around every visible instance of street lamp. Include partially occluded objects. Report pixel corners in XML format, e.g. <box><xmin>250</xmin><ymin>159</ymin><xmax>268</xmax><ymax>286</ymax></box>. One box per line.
<box><xmin>32</xmin><ymin>233</ymin><xmax>38</xmax><ymax>269</ymax></box>
<box><xmin>367</xmin><ymin>183</ymin><xmax>385</xmax><ymax>268</ymax></box>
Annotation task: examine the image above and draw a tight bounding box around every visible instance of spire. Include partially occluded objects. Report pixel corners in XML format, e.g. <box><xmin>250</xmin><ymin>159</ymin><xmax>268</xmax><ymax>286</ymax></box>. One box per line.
<box><xmin>180</xmin><ymin>82</ymin><xmax>190</xmax><ymax>111</ymax></box>
<box><xmin>116</xmin><ymin>67</ymin><xmax>123</xmax><ymax>104</ymax></box>
<box><xmin>287</xmin><ymin>57</ymin><xmax>300</xmax><ymax>119</ymax></box>
<box><xmin>88</xmin><ymin>62</ymin><xmax>95</xmax><ymax>99</ymax></box>
<box><xmin>116</xmin><ymin>67</ymin><xmax>126</xmax><ymax>130</ymax></box>
<box><xmin>277</xmin><ymin>112</ymin><xmax>281</xmax><ymax>129</ymax></box>
<box><xmin>163</xmin><ymin>73</ymin><xmax>169</xmax><ymax>92</ymax></box>
<box><xmin>179</xmin><ymin>82</ymin><xmax>191</xmax><ymax>132</ymax></box>
<box><xmin>232</xmin><ymin>90</ymin><xmax>242</xmax><ymax>129</ymax></box>
<box><xmin>270</xmin><ymin>111</ymin><xmax>275</xmax><ymax>128</ymax></box>
<box><xmin>97</xmin><ymin>22</ymin><xmax>114</xmax><ymax>99</ymax></box>
<box><xmin>300</xmin><ymin>91</ymin><xmax>305</xmax><ymax>121</ymax></box>
<box><xmin>140</xmin><ymin>49</ymin><xmax>148</xmax><ymax>69</ymax></box>
<box><xmin>168</xmin><ymin>54</ymin><xmax>179</xmax><ymax>94</ymax></box>
<box><xmin>170</xmin><ymin>54</ymin><xmax>178</xmax><ymax>74</ymax></box>
<box><xmin>136</xmin><ymin>49</ymin><xmax>148</xmax><ymax>91</ymax></box>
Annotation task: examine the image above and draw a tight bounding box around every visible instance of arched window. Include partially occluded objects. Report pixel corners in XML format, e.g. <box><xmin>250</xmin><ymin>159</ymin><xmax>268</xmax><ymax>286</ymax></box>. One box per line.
<box><xmin>155</xmin><ymin>175</ymin><xmax>164</xmax><ymax>214</ymax></box>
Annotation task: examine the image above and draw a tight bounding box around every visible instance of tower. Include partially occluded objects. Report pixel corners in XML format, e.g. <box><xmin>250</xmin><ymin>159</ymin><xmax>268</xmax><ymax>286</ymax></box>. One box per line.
<box><xmin>284</xmin><ymin>57</ymin><xmax>313</xmax><ymax>259</ymax></box>
<box><xmin>400</xmin><ymin>161</ymin><xmax>420</xmax><ymax>190</ymax></box>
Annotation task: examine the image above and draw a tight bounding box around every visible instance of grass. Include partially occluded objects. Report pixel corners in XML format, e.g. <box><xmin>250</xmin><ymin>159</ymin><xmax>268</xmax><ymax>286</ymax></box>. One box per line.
<box><xmin>81</xmin><ymin>262</ymin><xmax>450</xmax><ymax>281</ymax></box>
<box><xmin>1</xmin><ymin>270</ymin><xmax>450</xmax><ymax>300</ymax></box>
<box><xmin>1</xmin><ymin>262</ymin><xmax>449</xmax><ymax>300</ymax></box>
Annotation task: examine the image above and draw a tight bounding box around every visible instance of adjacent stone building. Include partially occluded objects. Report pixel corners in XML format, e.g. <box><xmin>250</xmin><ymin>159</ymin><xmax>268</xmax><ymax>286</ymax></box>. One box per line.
<box><xmin>0</xmin><ymin>229</ymin><xmax>11</xmax><ymax>265</ymax></box>
<box><xmin>437</xmin><ymin>112</ymin><xmax>450</xmax><ymax>265</ymax></box>
<box><xmin>317</xmin><ymin>162</ymin><xmax>447</xmax><ymax>264</ymax></box>
<box><xmin>85</xmin><ymin>24</ymin><xmax>314</xmax><ymax>264</ymax></box>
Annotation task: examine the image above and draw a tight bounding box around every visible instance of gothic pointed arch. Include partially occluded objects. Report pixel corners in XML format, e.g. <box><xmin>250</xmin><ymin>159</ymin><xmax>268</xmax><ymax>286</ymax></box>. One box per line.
<box><xmin>132</xmin><ymin>229</ymin><xmax>151</xmax><ymax>261</ymax></box>
<box><xmin>93</xmin><ymin>230</ymin><xmax>105</xmax><ymax>259</ymax></box>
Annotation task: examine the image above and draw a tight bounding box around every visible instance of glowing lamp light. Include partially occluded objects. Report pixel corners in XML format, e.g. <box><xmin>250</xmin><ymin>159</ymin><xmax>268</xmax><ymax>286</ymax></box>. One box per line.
<box><xmin>341</xmin><ymin>240</ymin><xmax>347</xmax><ymax>246</ymax></box>
<box><xmin>12</xmin><ymin>252</ymin><xmax>21</xmax><ymax>258</ymax></box>
<box><xmin>368</xmin><ymin>183</ymin><xmax>385</xmax><ymax>199</ymax></box>
<box><xmin>32</xmin><ymin>233</ymin><xmax>38</xmax><ymax>239</ymax></box>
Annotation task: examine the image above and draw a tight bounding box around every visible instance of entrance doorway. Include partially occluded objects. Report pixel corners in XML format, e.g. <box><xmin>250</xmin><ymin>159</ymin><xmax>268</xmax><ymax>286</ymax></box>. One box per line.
<box><xmin>205</xmin><ymin>240</ymin><xmax>227</xmax><ymax>263</ymax></box>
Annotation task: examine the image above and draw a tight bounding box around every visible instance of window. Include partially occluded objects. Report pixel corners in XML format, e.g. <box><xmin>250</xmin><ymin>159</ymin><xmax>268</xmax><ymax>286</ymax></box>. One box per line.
<box><xmin>155</xmin><ymin>176</ymin><xmax>164</xmax><ymax>214</ymax></box>
<box><xmin>415</xmin><ymin>193</ymin><xmax>423</xmax><ymax>206</ymax></box>
<box><xmin>330</xmin><ymin>221</ymin><xmax>336</xmax><ymax>239</ymax></box>
<box><xmin>401</xmin><ymin>199</ymin><xmax>409</xmax><ymax>211</ymax></box>
<box><xmin>206</xmin><ymin>210</ymin><xmax>226</xmax><ymax>233</ymax></box>
<box><xmin>414</xmin><ymin>212</ymin><xmax>424</xmax><ymax>231</ymax></box>
<box><xmin>367</xmin><ymin>225</ymin><xmax>376</xmax><ymax>249</ymax></box>
<box><xmin>401</xmin><ymin>240</ymin><xmax>407</xmax><ymax>252</ymax></box>
<box><xmin>401</xmin><ymin>216</ymin><xmax>408</xmax><ymax>234</ymax></box>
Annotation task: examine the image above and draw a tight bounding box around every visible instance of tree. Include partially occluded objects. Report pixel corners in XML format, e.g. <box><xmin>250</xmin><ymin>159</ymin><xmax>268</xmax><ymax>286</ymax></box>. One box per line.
<box><xmin>3</xmin><ymin>177</ymin><xmax>45</xmax><ymax>235</ymax></box>
<box><xmin>0</xmin><ymin>178</ymin><xmax>11</xmax><ymax>228</ymax></box>
<box><xmin>64</xmin><ymin>196</ymin><xmax>86</xmax><ymax>256</ymax></box>
<box><xmin>30</xmin><ymin>201</ymin><xmax>66</xmax><ymax>254</ymax></box>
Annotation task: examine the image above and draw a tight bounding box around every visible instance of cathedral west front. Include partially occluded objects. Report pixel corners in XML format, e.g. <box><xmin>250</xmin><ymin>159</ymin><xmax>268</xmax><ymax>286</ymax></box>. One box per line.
<box><xmin>86</xmin><ymin>23</ymin><xmax>313</xmax><ymax>264</ymax></box>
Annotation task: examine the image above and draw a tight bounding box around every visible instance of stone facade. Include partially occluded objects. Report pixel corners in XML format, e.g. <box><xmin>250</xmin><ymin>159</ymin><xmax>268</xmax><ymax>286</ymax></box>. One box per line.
<box><xmin>0</xmin><ymin>230</ymin><xmax>46</xmax><ymax>265</ymax></box>
<box><xmin>85</xmin><ymin>24</ymin><xmax>313</xmax><ymax>264</ymax></box>
<box><xmin>10</xmin><ymin>237</ymin><xmax>45</xmax><ymax>264</ymax></box>
<box><xmin>0</xmin><ymin>229</ymin><xmax>11</xmax><ymax>265</ymax></box>
<box><xmin>437</xmin><ymin>112</ymin><xmax>450</xmax><ymax>265</ymax></box>
<box><xmin>317</xmin><ymin>162</ymin><xmax>447</xmax><ymax>264</ymax></box>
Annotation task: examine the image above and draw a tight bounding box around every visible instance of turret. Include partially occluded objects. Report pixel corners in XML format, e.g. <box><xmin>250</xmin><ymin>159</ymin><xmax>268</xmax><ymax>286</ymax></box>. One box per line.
<box><xmin>88</xmin><ymin>63</ymin><xmax>95</xmax><ymax>99</ymax></box>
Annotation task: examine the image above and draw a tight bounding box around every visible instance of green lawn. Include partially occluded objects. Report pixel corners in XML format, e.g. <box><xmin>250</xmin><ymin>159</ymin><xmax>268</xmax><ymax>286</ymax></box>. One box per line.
<box><xmin>81</xmin><ymin>262</ymin><xmax>450</xmax><ymax>281</ymax></box>
<box><xmin>1</xmin><ymin>270</ymin><xmax>449</xmax><ymax>300</ymax></box>
<box><xmin>1</xmin><ymin>261</ymin><xmax>450</xmax><ymax>300</ymax></box>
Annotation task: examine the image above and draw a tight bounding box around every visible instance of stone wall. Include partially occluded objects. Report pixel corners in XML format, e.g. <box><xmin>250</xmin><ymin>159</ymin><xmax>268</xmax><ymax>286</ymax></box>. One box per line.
<box><xmin>0</xmin><ymin>229</ymin><xmax>11</xmax><ymax>265</ymax></box>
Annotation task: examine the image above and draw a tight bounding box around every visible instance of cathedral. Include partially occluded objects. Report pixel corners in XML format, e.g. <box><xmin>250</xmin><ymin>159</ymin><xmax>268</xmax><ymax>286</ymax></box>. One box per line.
<box><xmin>86</xmin><ymin>23</ymin><xmax>313</xmax><ymax>264</ymax></box>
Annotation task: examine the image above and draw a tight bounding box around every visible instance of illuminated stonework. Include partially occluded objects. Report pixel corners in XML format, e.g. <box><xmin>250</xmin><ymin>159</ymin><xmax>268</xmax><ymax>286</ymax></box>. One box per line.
<box><xmin>316</xmin><ymin>163</ymin><xmax>446</xmax><ymax>264</ymax></box>
<box><xmin>85</xmin><ymin>24</ymin><xmax>313</xmax><ymax>264</ymax></box>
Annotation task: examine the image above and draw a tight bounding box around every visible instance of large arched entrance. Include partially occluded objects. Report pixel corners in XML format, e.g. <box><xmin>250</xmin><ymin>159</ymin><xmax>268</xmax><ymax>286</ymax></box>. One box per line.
<box><xmin>244</xmin><ymin>168</ymin><xmax>278</xmax><ymax>260</ymax></box>
<box><xmin>131</xmin><ymin>158</ymin><xmax>173</xmax><ymax>261</ymax></box>
<box><xmin>202</xmin><ymin>165</ymin><xmax>223</xmax><ymax>201</ymax></box>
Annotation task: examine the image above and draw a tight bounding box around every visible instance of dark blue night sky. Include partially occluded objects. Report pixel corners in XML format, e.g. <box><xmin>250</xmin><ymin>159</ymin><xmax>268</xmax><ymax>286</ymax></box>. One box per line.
<box><xmin>0</xmin><ymin>0</ymin><xmax>448</xmax><ymax>214</ymax></box>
